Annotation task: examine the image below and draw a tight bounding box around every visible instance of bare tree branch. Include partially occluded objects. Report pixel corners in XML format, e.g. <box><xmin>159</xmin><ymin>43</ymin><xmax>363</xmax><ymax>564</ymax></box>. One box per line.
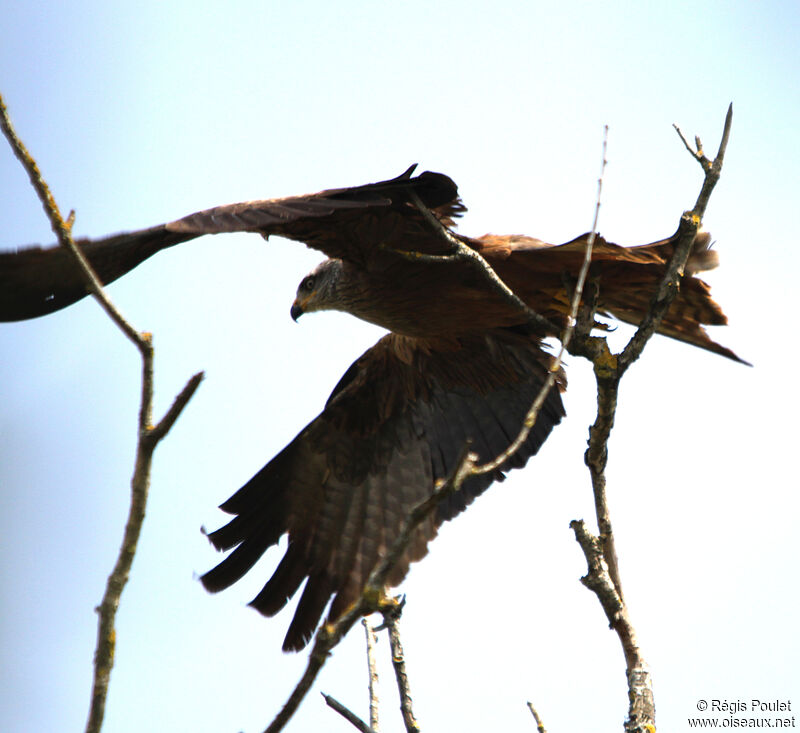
<box><xmin>321</xmin><ymin>693</ymin><xmax>379</xmax><ymax>733</ymax></box>
<box><xmin>570</xmin><ymin>519</ymin><xmax>652</xmax><ymax>726</ymax></box>
<box><xmin>618</xmin><ymin>104</ymin><xmax>733</xmax><ymax>374</ymax></box>
<box><xmin>380</xmin><ymin>599</ymin><xmax>419</xmax><ymax>733</ymax></box>
<box><xmin>572</xmin><ymin>107</ymin><xmax>734</xmax><ymax>733</ymax></box>
<box><xmin>526</xmin><ymin>701</ymin><xmax>548</xmax><ymax>733</ymax></box>
<box><xmin>0</xmin><ymin>93</ymin><xmax>203</xmax><ymax>733</ymax></box>
<box><xmin>408</xmin><ymin>112</ymin><xmax>731</xmax><ymax>733</ymax></box>
<box><xmin>363</xmin><ymin>618</ymin><xmax>380</xmax><ymax>732</ymax></box>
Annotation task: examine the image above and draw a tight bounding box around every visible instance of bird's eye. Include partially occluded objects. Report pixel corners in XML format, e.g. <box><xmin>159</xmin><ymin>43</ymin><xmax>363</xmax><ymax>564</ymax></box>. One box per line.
<box><xmin>301</xmin><ymin>276</ymin><xmax>315</xmax><ymax>292</ymax></box>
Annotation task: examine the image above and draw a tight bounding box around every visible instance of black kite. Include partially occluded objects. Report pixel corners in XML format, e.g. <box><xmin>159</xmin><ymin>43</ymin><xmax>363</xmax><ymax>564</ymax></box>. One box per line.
<box><xmin>0</xmin><ymin>166</ymin><xmax>744</xmax><ymax>650</ymax></box>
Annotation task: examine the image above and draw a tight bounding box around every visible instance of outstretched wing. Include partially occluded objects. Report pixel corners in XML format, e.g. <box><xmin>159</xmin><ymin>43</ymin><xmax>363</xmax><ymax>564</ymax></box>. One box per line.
<box><xmin>200</xmin><ymin>328</ymin><xmax>565</xmax><ymax>651</ymax></box>
<box><xmin>0</xmin><ymin>166</ymin><xmax>463</xmax><ymax>321</ymax></box>
<box><xmin>168</xmin><ymin>165</ymin><xmax>464</xmax><ymax>265</ymax></box>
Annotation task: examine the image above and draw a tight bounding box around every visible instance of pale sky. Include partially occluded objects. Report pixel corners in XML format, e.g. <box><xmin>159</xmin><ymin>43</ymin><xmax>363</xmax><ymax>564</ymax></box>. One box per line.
<box><xmin>1</xmin><ymin>2</ymin><xmax>798</xmax><ymax>732</ymax></box>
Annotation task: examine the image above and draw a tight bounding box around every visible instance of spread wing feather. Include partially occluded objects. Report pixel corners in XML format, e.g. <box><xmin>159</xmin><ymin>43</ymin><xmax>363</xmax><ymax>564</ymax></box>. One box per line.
<box><xmin>0</xmin><ymin>166</ymin><xmax>461</xmax><ymax>321</ymax></box>
<box><xmin>201</xmin><ymin>329</ymin><xmax>565</xmax><ymax>651</ymax></box>
<box><xmin>0</xmin><ymin>226</ymin><xmax>195</xmax><ymax>321</ymax></box>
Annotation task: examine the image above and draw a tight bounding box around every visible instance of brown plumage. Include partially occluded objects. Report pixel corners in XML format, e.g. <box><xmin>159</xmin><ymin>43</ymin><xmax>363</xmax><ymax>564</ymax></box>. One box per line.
<box><xmin>0</xmin><ymin>166</ymin><xmax>745</xmax><ymax>650</ymax></box>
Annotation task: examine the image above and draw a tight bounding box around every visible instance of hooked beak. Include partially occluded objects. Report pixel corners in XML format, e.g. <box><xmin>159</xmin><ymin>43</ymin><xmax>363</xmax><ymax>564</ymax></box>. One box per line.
<box><xmin>290</xmin><ymin>301</ymin><xmax>304</xmax><ymax>322</ymax></box>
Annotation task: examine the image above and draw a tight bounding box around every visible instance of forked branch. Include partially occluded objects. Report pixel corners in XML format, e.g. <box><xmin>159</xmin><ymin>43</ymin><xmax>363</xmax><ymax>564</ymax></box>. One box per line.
<box><xmin>0</xmin><ymin>93</ymin><xmax>204</xmax><ymax>733</ymax></box>
<box><xmin>571</xmin><ymin>106</ymin><xmax>733</xmax><ymax>733</ymax></box>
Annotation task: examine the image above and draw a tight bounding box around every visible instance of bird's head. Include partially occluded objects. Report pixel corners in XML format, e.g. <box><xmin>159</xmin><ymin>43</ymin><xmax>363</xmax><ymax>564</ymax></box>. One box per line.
<box><xmin>290</xmin><ymin>258</ymin><xmax>346</xmax><ymax>322</ymax></box>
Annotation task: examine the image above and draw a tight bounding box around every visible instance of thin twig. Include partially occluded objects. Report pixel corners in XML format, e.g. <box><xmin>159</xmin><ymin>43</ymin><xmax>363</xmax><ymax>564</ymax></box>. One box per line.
<box><xmin>406</xmin><ymin>189</ymin><xmax>561</xmax><ymax>337</ymax></box>
<box><xmin>321</xmin><ymin>693</ymin><xmax>379</xmax><ymax>733</ymax></box>
<box><xmin>619</xmin><ymin>104</ymin><xmax>733</xmax><ymax>374</ymax></box>
<box><xmin>526</xmin><ymin>701</ymin><xmax>548</xmax><ymax>733</ymax></box>
<box><xmin>0</xmin><ymin>96</ymin><xmax>144</xmax><ymax>350</ymax></box>
<box><xmin>150</xmin><ymin>371</ymin><xmax>205</xmax><ymax>440</ymax></box>
<box><xmin>474</xmin><ymin>125</ymin><xmax>609</xmax><ymax>476</ymax></box>
<box><xmin>380</xmin><ymin>600</ymin><xmax>419</xmax><ymax>733</ymax></box>
<box><xmin>363</xmin><ymin>618</ymin><xmax>380</xmax><ymax>732</ymax></box>
<box><xmin>0</xmin><ymin>93</ymin><xmax>203</xmax><ymax>733</ymax></box>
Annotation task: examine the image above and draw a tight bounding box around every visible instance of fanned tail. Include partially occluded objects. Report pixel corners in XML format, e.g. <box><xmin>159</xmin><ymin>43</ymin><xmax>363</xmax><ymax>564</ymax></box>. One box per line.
<box><xmin>598</xmin><ymin>232</ymin><xmax>749</xmax><ymax>364</ymax></box>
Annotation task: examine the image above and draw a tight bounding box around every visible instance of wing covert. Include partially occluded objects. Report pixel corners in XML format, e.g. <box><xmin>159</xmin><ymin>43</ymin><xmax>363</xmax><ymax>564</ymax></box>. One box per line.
<box><xmin>166</xmin><ymin>166</ymin><xmax>463</xmax><ymax>264</ymax></box>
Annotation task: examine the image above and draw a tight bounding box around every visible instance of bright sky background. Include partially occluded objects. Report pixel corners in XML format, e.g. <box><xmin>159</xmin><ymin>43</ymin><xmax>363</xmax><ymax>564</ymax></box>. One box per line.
<box><xmin>1</xmin><ymin>2</ymin><xmax>798</xmax><ymax>732</ymax></box>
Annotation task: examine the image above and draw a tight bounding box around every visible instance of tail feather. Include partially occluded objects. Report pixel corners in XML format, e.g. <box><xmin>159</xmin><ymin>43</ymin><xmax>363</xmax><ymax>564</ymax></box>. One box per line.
<box><xmin>596</xmin><ymin>231</ymin><xmax>748</xmax><ymax>363</ymax></box>
<box><xmin>495</xmin><ymin>229</ymin><xmax>746</xmax><ymax>364</ymax></box>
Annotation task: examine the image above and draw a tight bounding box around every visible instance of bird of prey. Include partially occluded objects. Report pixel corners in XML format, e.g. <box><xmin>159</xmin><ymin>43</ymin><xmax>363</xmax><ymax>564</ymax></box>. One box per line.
<box><xmin>0</xmin><ymin>166</ymin><xmax>744</xmax><ymax>651</ymax></box>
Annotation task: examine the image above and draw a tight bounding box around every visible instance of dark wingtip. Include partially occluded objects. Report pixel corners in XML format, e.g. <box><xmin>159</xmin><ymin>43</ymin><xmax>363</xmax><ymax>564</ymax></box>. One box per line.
<box><xmin>199</xmin><ymin>565</ymin><xmax>226</xmax><ymax>593</ymax></box>
<box><xmin>280</xmin><ymin>616</ymin><xmax>320</xmax><ymax>652</ymax></box>
<box><xmin>281</xmin><ymin>630</ymin><xmax>313</xmax><ymax>653</ymax></box>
